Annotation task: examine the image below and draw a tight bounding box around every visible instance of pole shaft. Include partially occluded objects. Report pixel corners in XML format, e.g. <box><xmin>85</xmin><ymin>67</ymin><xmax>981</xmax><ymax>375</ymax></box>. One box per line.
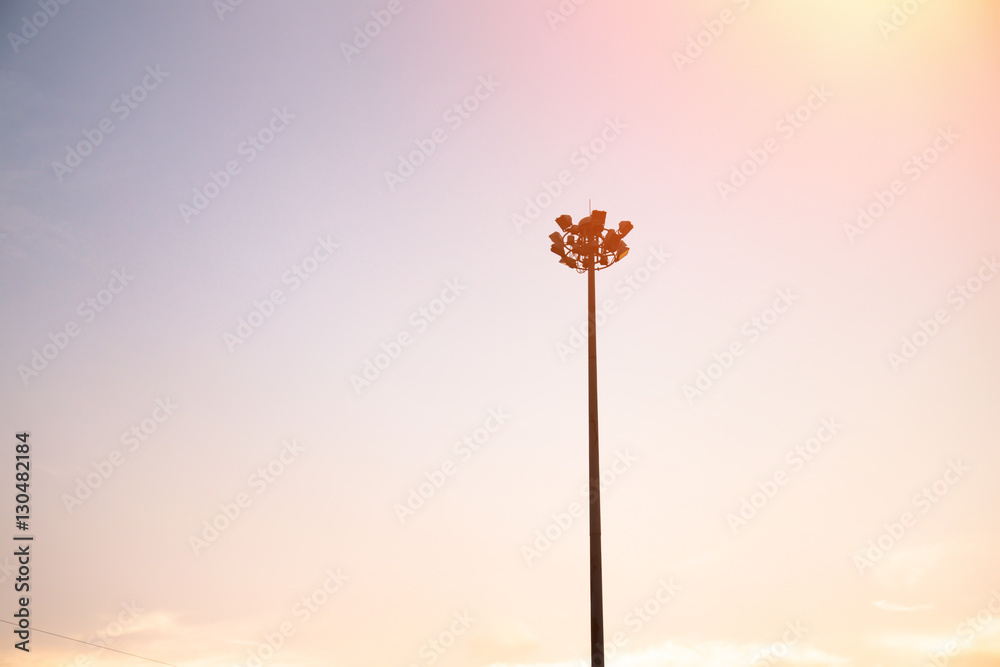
<box><xmin>587</xmin><ymin>263</ymin><xmax>605</xmax><ymax>666</ymax></box>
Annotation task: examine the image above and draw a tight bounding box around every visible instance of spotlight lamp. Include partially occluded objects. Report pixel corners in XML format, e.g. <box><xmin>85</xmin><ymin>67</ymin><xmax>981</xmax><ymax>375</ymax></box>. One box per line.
<box><xmin>549</xmin><ymin>210</ymin><xmax>632</xmax><ymax>273</ymax></box>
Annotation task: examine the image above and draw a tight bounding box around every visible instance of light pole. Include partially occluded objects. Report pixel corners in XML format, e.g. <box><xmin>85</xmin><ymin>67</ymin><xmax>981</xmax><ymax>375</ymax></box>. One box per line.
<box><xmin>549</xmin><ymin>209</ymin><xmax>633</xmax><ymax>667</ymax></box>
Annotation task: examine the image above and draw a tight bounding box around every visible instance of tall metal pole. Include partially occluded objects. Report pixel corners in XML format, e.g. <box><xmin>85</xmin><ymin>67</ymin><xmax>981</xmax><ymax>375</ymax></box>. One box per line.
<box><xmin>550</xmin><ymin>210</ymin><xmax>631</xmax><ymax>667</ymax></box>
<box><xmin>587</xmin><ymin>260</ymin><xmax>605</xmax><ymax>667</ymax></box>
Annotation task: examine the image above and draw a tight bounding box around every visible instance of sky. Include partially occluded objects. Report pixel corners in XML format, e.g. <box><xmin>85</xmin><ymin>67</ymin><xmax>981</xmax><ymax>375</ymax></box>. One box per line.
<box><xmin>1</xmin><ymin>0</ymin><xmax>1000</xmax><ymax>665</ymax></box>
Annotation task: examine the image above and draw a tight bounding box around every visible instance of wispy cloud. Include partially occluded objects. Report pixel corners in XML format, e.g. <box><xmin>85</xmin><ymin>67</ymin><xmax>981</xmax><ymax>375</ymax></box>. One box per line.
<box><xmin>484</xmin><ymin>637</ymin><xmax>848</xmax><ymax>667</ymax></box>
<box><xmin>873</xmin><ymin>600</ymin><xmax>936</xmax><ymax>612</ymax></box>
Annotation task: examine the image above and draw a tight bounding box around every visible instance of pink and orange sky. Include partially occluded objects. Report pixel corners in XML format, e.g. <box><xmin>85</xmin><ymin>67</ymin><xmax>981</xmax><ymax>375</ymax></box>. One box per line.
<box><xmin>2</xmin><ymin>1</ymin><xmax>1000</xmax><ymax>665</ymax></box>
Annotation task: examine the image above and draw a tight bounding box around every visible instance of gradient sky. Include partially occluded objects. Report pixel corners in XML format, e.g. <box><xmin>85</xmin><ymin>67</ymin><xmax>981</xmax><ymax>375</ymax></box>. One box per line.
<box><xmin>2</xmin><ymin>1</ymin><xmax>1000</xmax><ymax>666</ymax></box>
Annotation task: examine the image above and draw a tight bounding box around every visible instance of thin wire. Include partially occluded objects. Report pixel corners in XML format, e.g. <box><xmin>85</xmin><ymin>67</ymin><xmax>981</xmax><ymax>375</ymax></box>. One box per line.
<box><xmin>0</xmin><ymin>619</ymin><xmax>177</xmax><ymax>666</ymax></box>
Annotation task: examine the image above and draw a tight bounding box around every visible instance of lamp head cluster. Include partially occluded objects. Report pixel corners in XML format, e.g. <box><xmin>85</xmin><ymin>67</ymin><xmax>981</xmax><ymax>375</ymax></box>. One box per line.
<box><xmin>549</xmin><ymin>210</ymin><xmax>633</xmax><ymax>272</ymax></box>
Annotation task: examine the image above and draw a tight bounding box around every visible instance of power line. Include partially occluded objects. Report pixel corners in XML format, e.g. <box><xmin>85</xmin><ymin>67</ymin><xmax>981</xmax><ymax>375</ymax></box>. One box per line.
<box><xmin>0</xmin><ymin>619</ymin><xmax>177</xmax><ymax>666</ymax></box>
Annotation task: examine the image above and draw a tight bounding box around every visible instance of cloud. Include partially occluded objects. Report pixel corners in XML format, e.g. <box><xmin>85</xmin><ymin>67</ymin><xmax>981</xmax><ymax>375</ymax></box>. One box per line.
<box><xmin>483</xmin><ymin>637</ymin><xmax>848</xmax><ymax>667</ymax></box>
